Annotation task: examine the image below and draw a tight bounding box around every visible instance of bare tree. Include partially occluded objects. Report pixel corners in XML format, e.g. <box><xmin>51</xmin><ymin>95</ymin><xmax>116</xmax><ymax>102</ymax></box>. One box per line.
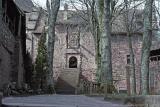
<box><xmin>70</xmin><ymin>0</ymin><xmax>122</xmax><ymax>92</ymax></box>
<box><xmin>140</xmin><ymin>0</ymin><xmax>154</xmax><ymax>95</ymax></box>
<box><xmin>46</xmin><ymin>0</ymin><xmax>60</xmax><ymax>92</ymax></box>
<box><xmin>69</xmin><ymin>0</ymin><xmax>102</xmax><ymax>82</ymax></box>
<box><xmin>102</xmin><ymin>0</ymin><xmax>113</xmax><ymax>94</ymax></box>
<box><xmin>124</xmin><ymin>0</ymin><xmax>136</xmax><ymax>95</ymax></box>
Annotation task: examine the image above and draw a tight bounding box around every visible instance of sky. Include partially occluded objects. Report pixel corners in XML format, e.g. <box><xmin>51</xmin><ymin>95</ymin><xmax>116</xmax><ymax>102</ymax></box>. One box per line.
<box><xmin>32</xmin><ymin>0</ymin><xmax>68</xmax><ymax>9</ymax></box>
<box><xmin>32</xmin><ymin>0</ymin><xmax>160</xmax><ymax>13</ymax></box>
<box><xmin>32</xmin><ymin>0</ymin><xmax>47</xmax><ymax>8</ymax></box>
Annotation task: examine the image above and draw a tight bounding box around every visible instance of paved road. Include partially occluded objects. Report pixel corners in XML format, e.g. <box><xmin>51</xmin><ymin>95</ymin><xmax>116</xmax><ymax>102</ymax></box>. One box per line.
<box><xmin>2</xmin><ymin>95</ymin><xmax>128</xmax><ymax>107</ymax></box>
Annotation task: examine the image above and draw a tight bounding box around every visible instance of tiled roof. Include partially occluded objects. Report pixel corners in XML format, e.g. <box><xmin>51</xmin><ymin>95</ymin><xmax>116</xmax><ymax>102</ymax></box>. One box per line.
<box><xmin>56</xmin><ymin>9</ymin><xmax>145</xmax><ymax>33</ymax></box>
<box><xmin>26</xmin><ymin>7</ymin><xmax>47</xmax><ymax>33</ymax></box>
<box><xmin>56</xmin><ymin>10</ymin><xmax>87</xmax><ymax>25</ymax></box>
<box><xmin>14</xmin><ymin>0</ymin><xmax>34</xmax><ymax>13</ymax></box>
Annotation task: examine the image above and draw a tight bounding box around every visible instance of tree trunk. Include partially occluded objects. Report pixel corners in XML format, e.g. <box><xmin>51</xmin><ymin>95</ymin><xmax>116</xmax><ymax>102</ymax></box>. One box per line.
<box><xmin>102</xmin><ymin>0</ymin><xmax>113</xmax><ymax>93</ymax></box>
<box><xmin>95</xmin><ymin>0</ymin><xmax>104</xmax><ymax>83</ymax></box>
<box><xmin>88</xmin><ymin>0</ymin><xmax>102</xmax><ymax>83</ymax></box>
<box><xmin>46</xmin><ymin>0</ymin><xmax>60</xmax><ymax>90</ymax></box>
<box><xmin>128</xmin><ymin>33</ymin><xmax>136</xmax><ymax>95</ymax></box>
<box><xmin>124</xmin><ymin>0</ymin><xmax>136</xmax><ymax>95</ymax></box>
<box><xmin>96</xmin><ymin>27</ymin><xmax>102</xmax><ymax>82</ymax></box>
<box><xmin>140</xmin><ymin>0</ymin><xmax>153</xmax><ymax>95</ymax></box>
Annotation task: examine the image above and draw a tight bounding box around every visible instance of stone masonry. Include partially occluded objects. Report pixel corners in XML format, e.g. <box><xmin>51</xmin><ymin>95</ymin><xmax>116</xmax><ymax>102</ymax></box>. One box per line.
<box><xmin>25</xmin><ymin>3</ymin><xmax>159</xmax><ymax>94</ymax></box>
<box><xmin>0</xmin><ymin>0</ymin><xmax>26</xmax><ymax>90</ymax></box>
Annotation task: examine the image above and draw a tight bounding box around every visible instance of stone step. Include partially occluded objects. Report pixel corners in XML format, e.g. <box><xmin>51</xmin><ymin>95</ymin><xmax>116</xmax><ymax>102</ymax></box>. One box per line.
<box><xmin>60</xmin><ymin>69</ymin><xmax>80</xmax><ymax>87</ymax></box>
<box><xmin>55</xmin><ymin>77</ymin><xmax>76</xmax><ymax>94</ymax></box>
<box><xmin>55</xmin><ymin>69</ymin><xmax>80</xmax><ymax>94</ymax></box>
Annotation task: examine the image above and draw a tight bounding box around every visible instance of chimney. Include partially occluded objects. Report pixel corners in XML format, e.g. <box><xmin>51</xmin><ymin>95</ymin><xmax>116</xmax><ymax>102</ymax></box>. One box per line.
<box><xmin>63</xmin><ymin>3</ymin><xmax>68</xmax><ymax>20</ymax></box>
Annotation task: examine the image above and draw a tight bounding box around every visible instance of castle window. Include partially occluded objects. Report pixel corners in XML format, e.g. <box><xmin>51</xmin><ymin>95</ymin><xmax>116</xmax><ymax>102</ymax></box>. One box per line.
<box><xmin>127</xmin><ymin>55</ymin><xmax>130</xmax><ymax>64</ymax></box>
<box><xmin>69</xmin><ymin>56</ymin><xmax>77</xmax><ymax>68</ymax></box>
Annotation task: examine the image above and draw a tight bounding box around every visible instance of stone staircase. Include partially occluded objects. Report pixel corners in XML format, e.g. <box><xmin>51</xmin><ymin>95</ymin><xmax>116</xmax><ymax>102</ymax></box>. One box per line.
<box><xmin>55</xmin><ymin>68</ymin><xmax>80</xmax><ymax>94</ymax></box>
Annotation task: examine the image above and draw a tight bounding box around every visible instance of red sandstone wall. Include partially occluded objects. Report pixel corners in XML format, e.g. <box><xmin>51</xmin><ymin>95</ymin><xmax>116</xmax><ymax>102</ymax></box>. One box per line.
<box><xmin>53</xmin><ymin>24</ymin><xmax>144</xmax><ymax>93</ymax></box>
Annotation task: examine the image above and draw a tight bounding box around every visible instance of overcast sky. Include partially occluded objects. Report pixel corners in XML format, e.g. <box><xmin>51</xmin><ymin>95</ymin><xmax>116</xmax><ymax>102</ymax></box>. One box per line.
<box><xmin>32</xmin><ymin>0</ymin><xmax>160</xmax><ymax>13</ymax></box>
<box><xmin>32</xmin><ymin>0</ymin><xmax>68</xmax><ymax>9</ymax></box>
<box><xmin>32</xmin><ymin>0</ymin><xmax>47</xmax><ymax>8</ymax></box>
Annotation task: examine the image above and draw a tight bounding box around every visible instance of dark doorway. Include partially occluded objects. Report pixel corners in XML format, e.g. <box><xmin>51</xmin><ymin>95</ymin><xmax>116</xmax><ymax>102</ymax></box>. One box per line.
<box><xmin>69</xmin><ymin>56</ymin><xmax>77</xmax><ymax>68</ymax></box>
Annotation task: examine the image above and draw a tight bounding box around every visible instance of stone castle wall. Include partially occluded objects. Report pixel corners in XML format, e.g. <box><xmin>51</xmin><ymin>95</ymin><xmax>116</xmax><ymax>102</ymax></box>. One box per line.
<box><xmin>53</xmin><ymin>25</ymin><xmax>97</xmax><ymax>82</ymax></box>
<box><xmin>25</xmin><ymin>8</ymin><xmax>148</xmax><ymax>93</ymax></box>
<box><xmin>27</xmin><ymin>17</ymin><xmax>144</xmax><ymax>92</ymax></box>
<box><xmin>111</xmin><ymin>34</ymin><xmax>142</xmax><ymax>92</ymax></box>
<box><xmin>0</xmin><ymin>18</ymin><xmax>15</xmax><ymax>89</ymax></box>
<box><xmin>0</xmin><ymin>4</ymin><xmax>25</xmax><ymax>89</ymax></box>
<box><xmin>53</xmin><ymin>24</ymin><xmax>143</xmax><ymax>93</ymax></box>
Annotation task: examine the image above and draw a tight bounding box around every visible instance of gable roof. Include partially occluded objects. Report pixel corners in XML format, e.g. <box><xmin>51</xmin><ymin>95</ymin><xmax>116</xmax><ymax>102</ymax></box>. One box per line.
<box><xmin>55</xmin><ymin>9</ymin><xmax>146</xmax><ymax>34</ymax></box>
<box><xmin>14</xmin><ymin>0</ymin><xmax>34</xmax><ymax>13</ymax></box>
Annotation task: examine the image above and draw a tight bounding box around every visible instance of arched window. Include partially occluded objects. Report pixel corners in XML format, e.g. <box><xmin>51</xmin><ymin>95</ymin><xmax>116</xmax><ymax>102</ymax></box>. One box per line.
<box><xmin>69</xmin><ymin>56</ymin><xmax>77</xmax><ymax>68</ymax></box>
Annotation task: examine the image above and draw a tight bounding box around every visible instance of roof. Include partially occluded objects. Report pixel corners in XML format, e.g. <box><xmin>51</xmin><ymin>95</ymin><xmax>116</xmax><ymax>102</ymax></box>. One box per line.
<box><xmin>55</xmin><ymin>9</ymin><xmax>146</xmax><ymax>34</ymax></box>
<box><xmin>56</xmin><ymin>10</ymin><xmax>87</xmax><ymax>25</ymax></box>
<box><xmin>14</xmin><ymin>0</ymin><xmax>34</xmax><ymax>13</ymax></box>
<box><xmin>26</xmin><ymin>7</ymin><xmax>47</xmax><ymax>34</ymax></box>
<box><xmin>151</xmin><ymin>31</ymin><xmax>160</xmax><ymax>50</ymax></box>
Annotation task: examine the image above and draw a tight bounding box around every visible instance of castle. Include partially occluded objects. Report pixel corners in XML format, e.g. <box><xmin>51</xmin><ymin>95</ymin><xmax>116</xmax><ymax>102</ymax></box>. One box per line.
<box><xmin>9</xmin><ymin>0</ymin><xmax>160</xmax><ymax>94</ymax></box>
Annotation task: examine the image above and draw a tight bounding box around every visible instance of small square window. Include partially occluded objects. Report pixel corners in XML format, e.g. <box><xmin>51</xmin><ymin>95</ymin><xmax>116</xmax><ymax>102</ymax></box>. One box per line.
<box><xmin>127</xmin><ymin>55</ymin><xmax>130</xmax><ymax>64</ymax></box>
<box><xmin>69</xmin><ymin>56</ymin><xmax>77</xmax><ymax>68</ymax></box>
